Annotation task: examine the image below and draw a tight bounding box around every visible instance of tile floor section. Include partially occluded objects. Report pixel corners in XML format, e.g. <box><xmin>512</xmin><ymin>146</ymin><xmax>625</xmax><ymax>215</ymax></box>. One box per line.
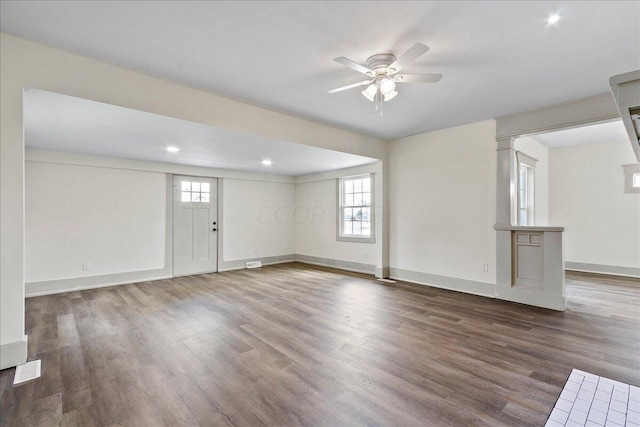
<box><xmin>546</xmin><ymin>369</ymin><xmax>640</xmax><ymax>427</ymax></box>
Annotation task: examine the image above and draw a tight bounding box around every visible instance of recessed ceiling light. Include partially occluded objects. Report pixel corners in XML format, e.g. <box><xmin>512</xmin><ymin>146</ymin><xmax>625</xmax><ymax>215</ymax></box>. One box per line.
<box><xmin>262</xmin><ymin>159</ymin><xmax>272</xmax><ymax>166</ymax></box>
<box><xmin>547</xmin><ymin>14</ymin><xmax>561</xmax><ymax>25</ymax></box>
<box><xmin>166</xmin><ymin>146</ymin><xmax>180</xmax><ymax>153</ymax></box>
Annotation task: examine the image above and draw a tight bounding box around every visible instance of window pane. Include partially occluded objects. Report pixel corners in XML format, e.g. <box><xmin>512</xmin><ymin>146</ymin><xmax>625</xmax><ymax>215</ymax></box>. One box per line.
<box><xmin>354</xmin><ymin>179</ymin><xmax>362</xmax><ymax>193</ymax></box>
<box><xmin>354</xmin><ymin>208</ymin><xmax>363</xmax><ymax>220</ymax></box>
<box><xmin>201</xmin><ymin>192</ymin><xmax>210</xmax><ymax>202</ymax></box>
<box><xmin>363</xmin><ymin>193</ymin><xmax>370</xmax><ymax>206</ymax></box>
<box><xmin>181</xmin><ymin>182</ymin><xmax>191</xmax><ymax>191</ymax></box>
<box><xmin>181</xmin><ymin>192</ymin><xmax>191</xmax><ymax>202</ymax></box>
<box><xmin>354</xmin><ymin>193</ymin><xmax>363</xmax><ymax>206</ymax></box>
<box><xmin>192</xmin><ymin>182</ymin><xmax>200</xmax><ymax>192</ymax></box>
<box><xmin>344</xmin><ymin>180</ymin><xmax>353</xmax><ymax>193</ymax></box>
<box><xmin>353</xmin><ymin>221</ymin><xmax>362</xmax><ymax>235</ymax></box>
<box><xmin>344</xmin><ymin>208</ymin><xmax>353</xmax><ymax>221</ymax></box>
<box><xmin>361</xmin><ymin>208</ymin><xmax>370</xmax><ymax>221</ymax></box>
<box><xmin>191</xmin><ymin>192</ymin><xmax>201</xmax><ymax>202</ymax></box>
<box><xmin>361</xmin><ymin>221</ymin><xmax>371</xmax><ymax>236</ymax></box>
<box><xmin>363</xmin><ymin>177</ymin><xmax>370</xmax><ymax>192</ymax></box>
<box><xmin>345</xmin><ymin>194</ymin><xmax>354</xmax><ymax>207</ymax></box>
<box><xmin>201</xmin><ymin>182</ymin><xmax>210</xmax><ymax>192</ymax></box>
<box><xmin>633</xmin><ymin>173</ymin><xmax>640</xmax><ymax>188</ymax></box>
<box><xmin>343</xmin><ymin>221</ymin><xmax>352</xmax><ymax>235</ymax></box>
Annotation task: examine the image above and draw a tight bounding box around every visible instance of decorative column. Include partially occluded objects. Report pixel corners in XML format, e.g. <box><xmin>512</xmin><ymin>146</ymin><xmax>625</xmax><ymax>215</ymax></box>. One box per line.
<box><xmin>495</xmin><ymin>136</ymin><xmax>517</xmax><ymax>291</ymax></box>
<box><xmin>493</xmin><ymin>135</ymin><xmax>566</xmax><ymax>311</ymax></box>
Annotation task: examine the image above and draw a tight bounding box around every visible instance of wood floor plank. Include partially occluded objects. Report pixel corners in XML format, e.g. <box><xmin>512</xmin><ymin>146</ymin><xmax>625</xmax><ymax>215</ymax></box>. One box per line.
<box><xmin>1</xmin><ymin>263</ymin><xmax>638</xmax><ymax>426</ymax></box>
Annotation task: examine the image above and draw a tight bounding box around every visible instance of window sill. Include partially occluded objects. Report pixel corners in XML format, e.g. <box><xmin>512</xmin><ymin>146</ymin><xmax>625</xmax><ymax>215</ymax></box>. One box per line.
<box><xmin>337</xmin><ymin>235</ymin><xmax>375</xmax><ymax>244</ymax></box>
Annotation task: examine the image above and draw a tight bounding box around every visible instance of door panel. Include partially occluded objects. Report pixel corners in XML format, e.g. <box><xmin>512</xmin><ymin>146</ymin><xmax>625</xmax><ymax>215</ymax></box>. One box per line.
<box><xmin>173</xmin><ymin>176</ymin><xmax>217</xmax><ymax>276</ymax></box>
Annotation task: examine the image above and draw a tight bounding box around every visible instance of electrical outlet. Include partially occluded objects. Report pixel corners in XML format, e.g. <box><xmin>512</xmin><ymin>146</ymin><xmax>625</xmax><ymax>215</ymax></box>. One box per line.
<box><xmin>82</xmin><ymin>261</ymin><xmax>91</xmax><ymax>271</ymax></box>
<box><xmin>482</xmin><ymin>263</ymin><xmax>489</xmax><ymax>272</ymax></box>
<box><xmin>253</xmin><ymin>247</ymin><xmax>258</xmax><ymax>255</ymax></box>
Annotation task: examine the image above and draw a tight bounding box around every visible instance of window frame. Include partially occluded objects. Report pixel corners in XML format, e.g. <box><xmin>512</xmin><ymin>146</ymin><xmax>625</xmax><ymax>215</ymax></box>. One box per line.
<box><xmin>516</xmin><ymin>152</ymin><xmax>537</xmax><ymax>226</ymax></box>
<box><xmin>623</xmin><ymin>163</ymin><xmax>640</xmax><ymax>193</ymax></box>
<box><xmin>180</xmin><ymin>180</ymin><xmax>211</xmax><ymax>203</ymax></box>
<box><xmin>337</xmin><ymin>173</ymin><xmax>375</xmax><ymax>243</ymax></box>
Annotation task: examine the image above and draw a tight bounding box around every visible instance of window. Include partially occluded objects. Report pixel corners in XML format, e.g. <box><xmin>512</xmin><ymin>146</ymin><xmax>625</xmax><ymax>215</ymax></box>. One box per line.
<box><xmin>337</xmin><ymin>174</ymin><xmax>374</xmax><ymax>243</ymax></box>
<box><xmin>516</xmin><ymin>152</ymin><xmax>537</xmax><ymax>226</ymax></box>
<box><xmin>181</xmin><ymin>181</ymin><xmax>210</xmax><ymax>202</ymax></box>
<box><xmin>623</xmin><ymin>164</ymin><xmax>640</xmax><ymax>193</ymax></box>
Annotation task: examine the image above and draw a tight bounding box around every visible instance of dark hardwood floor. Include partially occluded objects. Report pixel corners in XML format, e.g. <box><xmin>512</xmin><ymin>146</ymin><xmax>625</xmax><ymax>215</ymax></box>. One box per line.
<box><xmin>1</xmin><ymin>263</ymin><xmax>638</xmax><ymax>426</ymax></box>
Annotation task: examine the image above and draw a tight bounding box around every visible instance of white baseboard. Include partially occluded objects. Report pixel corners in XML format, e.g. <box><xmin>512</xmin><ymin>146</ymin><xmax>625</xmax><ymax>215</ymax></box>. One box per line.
<box><xmin>295</xmin><ymin>255</ymin><xmax>376</xmax><ymax>275</ymax></box>
<box><xmin>495</xmin><ymin>284</ymin><xmax>567</xmax><ymax>311</ymax></box>
<box><xmin>218</xmin><ymin>255</ymin><xmax>296</xmax><ymax>272</ymax></box>
<box><xmin>25</xmin><ymin>267</ymin><xmax>173</xmax><ymax>297</ymax></box>
<box><xmin>389</xmin><ymin>267</ymin><xmax>495</xmax><ymax>298</ymax></box>
<box><xmin>0</xmin><ymin>335</ymin><xmax>28</xmax><ymax>370</ymax></box>
<box><xmin>565</xmin><ymin>262</ymin><xmax>640</xmax><ymax>278</ymax></box>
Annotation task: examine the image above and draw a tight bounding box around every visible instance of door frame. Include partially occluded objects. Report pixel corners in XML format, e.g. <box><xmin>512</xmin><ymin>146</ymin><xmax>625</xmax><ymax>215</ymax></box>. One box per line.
<box><xmin>169</xmin><ymin>174</ymin><xmax>220</xmax><ymax>277</ymax></box>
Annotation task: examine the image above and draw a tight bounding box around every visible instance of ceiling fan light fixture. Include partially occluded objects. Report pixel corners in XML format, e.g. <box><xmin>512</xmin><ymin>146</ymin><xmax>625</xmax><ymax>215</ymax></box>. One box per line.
<box><xmin>379</xmin><ymin>78</ymin><xmax>396</xmax><ymax>95</ymax></box>
<box><xmin>362</xmin><ymin>84</ymin><xmax>378</xmax><ymax>102</ymax></box>
<box><xmin>383</xmin><ymin>90</ymin><xmax>398</xmax><ymax>102</ymax></box>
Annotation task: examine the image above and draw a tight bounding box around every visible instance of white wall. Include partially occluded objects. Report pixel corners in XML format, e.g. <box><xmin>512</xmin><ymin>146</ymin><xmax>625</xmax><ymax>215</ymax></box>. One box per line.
<box><xmin>388</xmin><ymin>120</ymin><xmax>497</xmax><ymax>291</ymax></box>
<box><xmin>295</xmin><ymin>178</ymin><xmax>376</xmax><ymax>269</ymax></box>
<box><xmin>25</xmin><ymin>162</ymin><xmax>167</xmax><ymax>282</ymax></box>
<box><xmin>0</xmin><ymin>32</ymin><xmax>384</xmax><ymax>367</ymax></box>
<box><xmin>222</xmin><ymin>179</ymin><xmax>296</xmax><ymax>261</ymax></box>
<box><xmin>515</xmin><ymin>136</ymin><xmax>549</xmax><ymax>225</ymax></box>
<box><xmin>549</xmin><ymin>139</ymin><xmax>640</xmax><ymax>271</ymax></box>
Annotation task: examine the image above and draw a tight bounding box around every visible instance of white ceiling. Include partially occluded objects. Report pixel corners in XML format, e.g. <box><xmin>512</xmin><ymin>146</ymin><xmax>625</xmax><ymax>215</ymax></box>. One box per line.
<box><xmin>24</xmin><ymin>89</ymin><xmax>377</xmax><ymax>176</ymax></box>
<box><xmin>2</xmin><ymin>1</ymin><xmax>638</xmax><ymax>140</ymax></box>
<box><xmin>530</xmin><ymin>120</ymin><xmax>629</xmax><ymax>149</ymax></box>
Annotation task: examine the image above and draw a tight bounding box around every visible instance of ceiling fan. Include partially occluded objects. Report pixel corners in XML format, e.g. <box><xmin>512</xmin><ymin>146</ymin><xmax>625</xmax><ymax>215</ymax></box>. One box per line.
<box><xmin>328</xmin><ymin>43</ymin><xmax>442</xmax><ymax>114</ymax></box>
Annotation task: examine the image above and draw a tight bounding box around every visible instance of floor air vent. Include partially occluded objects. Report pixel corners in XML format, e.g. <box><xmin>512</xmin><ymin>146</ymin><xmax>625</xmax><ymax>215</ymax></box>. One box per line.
<box><xmin>13</xmin><ymin>360</ymin><xmax>41</xmax><ymax>385</ymax></box>
<box><xmin>246</xmin><ymin>261</ymin><xmax>262</xmax><ymax>269</ymax></box>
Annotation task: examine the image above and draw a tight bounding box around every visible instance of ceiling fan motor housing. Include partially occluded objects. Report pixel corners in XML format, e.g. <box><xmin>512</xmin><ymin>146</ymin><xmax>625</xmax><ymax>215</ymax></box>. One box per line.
<box><xmin>366</xmin><ymin>53</ymin><xmax>397</xmax><ymax>76</ymax></box>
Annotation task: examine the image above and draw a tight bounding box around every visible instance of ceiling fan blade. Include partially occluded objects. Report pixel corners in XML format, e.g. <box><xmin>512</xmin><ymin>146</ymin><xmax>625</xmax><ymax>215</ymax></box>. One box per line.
<box><xmin>327</xmin><ymin>79</ymin><xmax>374</xmax><ymax>94</ymax></box>
<box><xmin>388</xmin><ymin>43</ymin><xmax>430</xmax><ymax>74</ymax></box>
<box><xmin>393</xmin><ymin>73</ymin><xmax>443</xmax><ymax>83</ymax></box>
<box><xmin>334</xmin><ymin>57</ymin><xmax>374</xmax><ymax>76</ymax></box>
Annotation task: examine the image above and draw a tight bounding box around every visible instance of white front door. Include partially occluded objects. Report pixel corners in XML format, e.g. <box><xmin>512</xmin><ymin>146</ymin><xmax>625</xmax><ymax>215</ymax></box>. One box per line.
<box><xmin>173</xmin><ymin>176</ymin><xmax>218</xmax><ymax>276</ymax></box>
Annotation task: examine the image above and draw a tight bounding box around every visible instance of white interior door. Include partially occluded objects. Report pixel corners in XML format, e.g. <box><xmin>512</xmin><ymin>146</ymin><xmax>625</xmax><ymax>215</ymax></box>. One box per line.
<box><xmin>173</xmin><ymin>176</ymin><xmax>218</xmax><ymax>276</ymax></box>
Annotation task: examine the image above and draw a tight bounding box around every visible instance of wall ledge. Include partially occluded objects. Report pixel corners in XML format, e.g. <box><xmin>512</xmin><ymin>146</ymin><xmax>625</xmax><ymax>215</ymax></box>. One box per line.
<box><xmin>494</xmin><ymin>225</ymin><xmax>565</xmax><ymax>232</ymax></box>
<box><xmin>0</xmin><ymin>336</ymin><xmax>28</xmax><ymax>370</ymax></box>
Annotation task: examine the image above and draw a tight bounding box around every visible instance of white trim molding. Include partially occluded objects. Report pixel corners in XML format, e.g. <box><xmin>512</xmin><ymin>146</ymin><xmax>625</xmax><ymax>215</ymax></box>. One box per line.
<box><xmin>610</xmin><ymin>70</ymin><xmax>640</xmax><ymax>162</ymax></box>
<box><xmin>25</xmin><ymin>267</ymin><xmax>172</xmax><ymax>297</ymax></box>
<box><xmin>496</xmin><ymin>93</ymin><xmax>619</xmax><ymax>140</ymax></box>
<box><xmin>389</xmin><ymin>268</ymin><xmax>495</xmax><ymax>298</ymax></box>
<box><xmin>296</xmin><ymin>254</ymin><xmax>375</xmax><ymax>275</ymax></box>
<box><xmin>566</xmin><ymin>262</ymin><xmax>640</xmax><ymax>278</ymax></box>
